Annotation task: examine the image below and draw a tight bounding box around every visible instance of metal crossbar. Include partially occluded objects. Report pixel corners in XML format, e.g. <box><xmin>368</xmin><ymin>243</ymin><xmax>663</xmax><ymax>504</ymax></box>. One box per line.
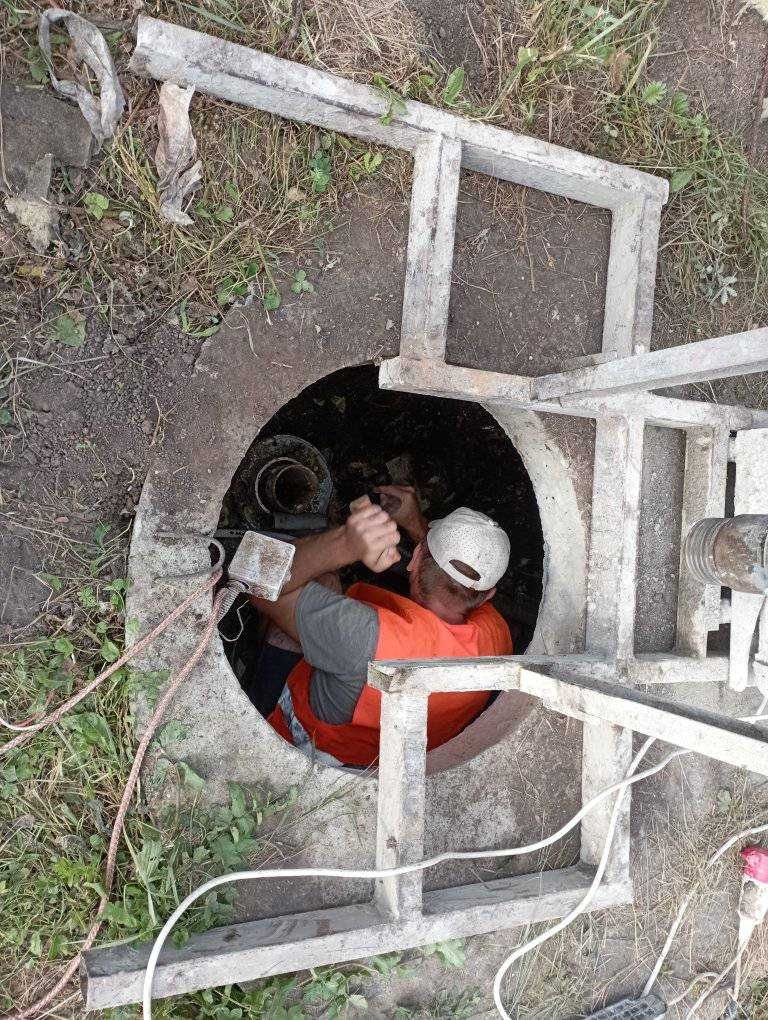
<box><xmin>81</xmin><ymin>20</ymin><xmax>768</xmax><ymax>1009</ymax></box>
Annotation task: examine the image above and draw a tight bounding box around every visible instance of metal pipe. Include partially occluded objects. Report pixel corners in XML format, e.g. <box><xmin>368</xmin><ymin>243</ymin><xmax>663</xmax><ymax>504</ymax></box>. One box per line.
<box><xmin>255</xmin><ymin>457</ymin><xmax>320</xmax><ymax>514</ymax></box>
<box><xmin>683</xmin><ymin>515</ymin><xmax>768</xmax><ymax>595</ymax></box>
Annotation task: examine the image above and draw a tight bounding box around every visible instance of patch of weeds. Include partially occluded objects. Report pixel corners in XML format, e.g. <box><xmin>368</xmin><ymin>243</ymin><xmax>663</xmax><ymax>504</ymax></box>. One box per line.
<box><xmin>176</xmin><ymin>297</ymin><xmax>221</xmax><ymax>337</ymax></box>
<box><xmin>421</xmin><ymin>937</ymin><xmax>467</xmax><ymax>967</ymax></box>
<box><xmin>698</xmin><ymin>258</ymin><xmax>738</xmax><ymax>306</ymax></box>
<box><xmin>194</xmin><ymin>199</ymin><xmax>236</xmax><ymax>224</ymax></box>
<box><xmin>442</xmin><ymin>67</ymin><xmax>466</xmax><ymax>108</ymax></box>
<box><xmin>291</xmin><ymin>269</ymin><xmax>314</xmax><ymax>295</ymax></box>
<box><xmin>348</xmin><ymin>149</ymin><xmax>384</xmax><ymax>182</ymax></box>
<box><xmin>83</xmin><ymin>192</ymin><xmax>110</xmax><ymax>221</ymax></box>
<box><xmin>640</xmin><ymin>79</ymin><xmax>667</xmax><ymax>106</ymax></box>
<box><xmin>308</xmin><ymin>147</ymin><xmax>333</xmax><ymax>193</ymax></box>
<box><xmin>73</xmin><ymin>106</ymin><xmax>380</xmax><ymax>313</ymax></box>
<box><xmin>395</xmin><ymin>987</ymin><xmax>484</xmax><ymax>1019</ymax></box>
<box><xmin>472</xmin><ymin>0</ymin><xmax>768</xmax><ymax>316</ymax></box>
<box><xmin>372</xmin><ymin>73</ymin><xmax>409</xmax><ymax>125</ymax></box>
<box><xmin>215</xmin><ymin>258</ymin><xmax>261</xmax><ymax>306</ymax></box>
<box><xmin>602</xmin><ymin>85</ymin><xmax>768</xmax><ymax>307</ymax></box>
<box><xmin>49</xmin><ymin>311</ymin><xmax>86</xmax><ymax>348</ymax></box>
<box><xmin>0</xmin><ymin>523</ymin><xmax>302</xmax><ymax>1012</ymax></box>
<box><xmin>107</xmin><ymin>952</ymin><xmax>408</xmax><ymax>1018</ymax></box>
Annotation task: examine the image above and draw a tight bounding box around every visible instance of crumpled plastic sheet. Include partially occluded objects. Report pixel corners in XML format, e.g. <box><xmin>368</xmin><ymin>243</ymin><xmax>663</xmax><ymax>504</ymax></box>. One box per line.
<box><xmin>154</xmin><ymin>82</ymin><xmax>203</xmax><ymax>226</ymax></box>
<box><xmin>38</xmin><ymin>9</ymin><xmax>125</xmax><ymax>147</ymax></box>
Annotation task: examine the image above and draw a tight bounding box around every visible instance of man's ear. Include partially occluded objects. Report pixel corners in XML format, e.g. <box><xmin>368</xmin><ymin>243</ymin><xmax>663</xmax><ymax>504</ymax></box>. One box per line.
<box><xmin>408</xmin><ymin>541</ymin><xmax>424</xmax><ymax>574</ymax></box>
<box><xmin>479</xmin><ymin>586</ymin><xmax>496</xmax><ymax>605</ymax></box>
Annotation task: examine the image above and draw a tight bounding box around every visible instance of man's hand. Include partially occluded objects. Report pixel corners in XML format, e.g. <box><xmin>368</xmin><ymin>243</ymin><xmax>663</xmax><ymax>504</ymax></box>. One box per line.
<box><xmin>346</xmin><ymin>496</ymin><xmax>401</xmax><ymax>572</ymax></box>
<box><xmin>374</xmin><ymin>485</ymin><xmax>428</xmax><ymax>544</ymax></box>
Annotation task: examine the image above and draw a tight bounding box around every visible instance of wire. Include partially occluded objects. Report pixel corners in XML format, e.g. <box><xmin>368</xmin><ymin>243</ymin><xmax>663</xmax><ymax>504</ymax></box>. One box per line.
<box><xmin>641</xmin><ymin>693</ymin><xmax>768</xmax><ymax>1001</ymax></box>
<box><xmin>0</xmin><ymin>572</ymin><xmax>221</xmax><ymax>751</ymax></box>
<box><xmin>666</xmin><ymin>972</ymin><xmax>719</xmax><ymax>1008</ymax></box>
<box><xmin>139</xmin><ymin>739</ymin><xmax>689</xmax><ymax>1019</ymax></box>
<box><xmin>154</xmin><ymin>533</ymin><xmax>226</xmax><ymax>580</ymax></box>
<box><xmin>490</xmin><ymin>736</ymin><xmax>658</xmax><ymax>1020</ymax></box>
<box><xmin>218</xmin><ymin>599</ymin><xmax>247</xmax><ymax>643</ymax></box>
<box><xmin>3</xmin><ymin>579</ymin><xmax>224</xmax><ymax>1020</ymax></box>
<box><xmin>685</xmin><ymin>949</ymin><xmax>744</xmax><ymax>1017</ymax></box>
<box><xmin>641</xmin><ymin>817</ymin><xmax>768</xmax><ymax>1002</ymax></box>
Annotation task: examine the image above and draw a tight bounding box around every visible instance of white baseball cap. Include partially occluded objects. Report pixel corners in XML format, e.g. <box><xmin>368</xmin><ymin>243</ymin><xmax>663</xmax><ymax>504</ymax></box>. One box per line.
<box><xmin>426</xmin><ymin>507</ymin><xmax>510</xmax><ymax>590</ymax></box>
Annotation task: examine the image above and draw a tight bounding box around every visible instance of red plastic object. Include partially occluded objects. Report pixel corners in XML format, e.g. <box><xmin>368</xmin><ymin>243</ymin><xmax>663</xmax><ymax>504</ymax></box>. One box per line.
<box><xmin>741</xmin><ymin>846</ymin><xmax>768</xmax><ymax>884</ymax></box>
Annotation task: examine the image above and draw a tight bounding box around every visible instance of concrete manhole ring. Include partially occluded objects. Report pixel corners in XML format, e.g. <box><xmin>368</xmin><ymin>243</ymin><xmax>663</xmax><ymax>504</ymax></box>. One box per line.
<box><xmin>126</xmin><ymin>319</ymin><xmax>590</xmax><ymax>899</ymax></box>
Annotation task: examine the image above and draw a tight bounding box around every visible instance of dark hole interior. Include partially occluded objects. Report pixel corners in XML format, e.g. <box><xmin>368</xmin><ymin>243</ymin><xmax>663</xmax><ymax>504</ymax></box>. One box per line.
<box><xmin>272</xmin><ymin>463</ymin><xmax>318</xmax><ymax>511</ymax></box>
<box><xmin>217</xmin><ymin>364</ymin><xmax>545</xmax><ymax>718</ymax></box>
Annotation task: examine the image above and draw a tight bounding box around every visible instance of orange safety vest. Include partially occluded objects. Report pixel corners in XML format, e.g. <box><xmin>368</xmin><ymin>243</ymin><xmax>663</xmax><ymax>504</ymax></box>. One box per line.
<box><xmin>268</xmin><ymin>582</ymin><xmax>513</xmax><ymax>767</ymax></box>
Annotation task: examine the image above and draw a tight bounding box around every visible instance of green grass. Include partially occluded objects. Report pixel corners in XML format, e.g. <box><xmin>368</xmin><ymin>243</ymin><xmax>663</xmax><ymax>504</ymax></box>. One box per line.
<box><xmin>4</xmin><ymin>0</ymin><xmax>768</xmax><ymax>1014</ymax></box>
<box><xmin>0</xmin><ymin>519</ymin><xmax>467</xmax><ymax>1015</ymax></box>
<box><xmin>70</xmin><ymin>104</ymin><xmax>405</xmax><ymax>312</ymax></box>
<box><xmin>0</xmin><ymin>524</ymin><xmax>278</xmax><ymax>1010</ymax></box>
<box><xmin>4</xmin><ymin>0</ymin><xmax>767</xmax><ymax>344</ymax></box>
<box><xmin>467</xmin><ymin>0</ymin><xmax>768</xmax><ymax>319</ymax></box>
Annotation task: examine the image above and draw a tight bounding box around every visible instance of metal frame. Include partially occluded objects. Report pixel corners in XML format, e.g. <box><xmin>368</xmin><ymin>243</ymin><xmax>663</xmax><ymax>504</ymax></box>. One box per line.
<box><xmin>81</xmin><ymin>20</ymin><xmax>768</xmax><ymax>1008</ymax></box>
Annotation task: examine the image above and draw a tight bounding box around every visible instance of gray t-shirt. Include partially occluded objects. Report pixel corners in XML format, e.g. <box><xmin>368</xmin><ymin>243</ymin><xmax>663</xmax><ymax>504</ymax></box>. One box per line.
<box><xmin>295</xmin><ymin>581</ymin><xmax>379</xmax><ymax>724</ymax></box>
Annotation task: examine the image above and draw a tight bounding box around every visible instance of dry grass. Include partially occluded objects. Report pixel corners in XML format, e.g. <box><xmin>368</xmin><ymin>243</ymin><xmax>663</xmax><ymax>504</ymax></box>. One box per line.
<box><xmin>306</xmin><ymin>0</ymin><xmax>426</xmax><ymax>79</ymax></box>
<box><xmin>2</xmin><ymin>0</ymin><xmax>767</xmax><ymax>332</ymax></box>
<box><xmin>497</xmin><ymin>756</ymin><xmax>768</xmax><ymax>1017</ymax></box>
<box><xmin>3</xmin><ymin>0</ymin><xmax>768</xmax><ymax>1016</ymax></box>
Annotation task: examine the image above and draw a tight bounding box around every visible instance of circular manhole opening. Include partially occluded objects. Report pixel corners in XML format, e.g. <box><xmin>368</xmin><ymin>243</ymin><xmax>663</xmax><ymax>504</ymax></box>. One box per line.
<box><xmin>216</xmin><ymin>364</ymin><xmax>544</xmax><ymax>766</ymax></box>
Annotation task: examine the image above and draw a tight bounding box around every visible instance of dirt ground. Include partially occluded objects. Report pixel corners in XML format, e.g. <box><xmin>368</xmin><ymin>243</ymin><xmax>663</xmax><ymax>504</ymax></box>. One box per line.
<box><xmin>3</xmin><ymin>0</ymin><xmax>768</xmax><ymax>1017</ymax></box>
<box><xmin>649</xmin><ymin>0</ymin><xmax>768</xmax><ymax>155</ymax></box>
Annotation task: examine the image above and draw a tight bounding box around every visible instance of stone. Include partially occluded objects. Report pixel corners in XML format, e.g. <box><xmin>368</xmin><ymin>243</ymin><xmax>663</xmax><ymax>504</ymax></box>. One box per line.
<box><xmin>0</xmin><ymin>83</ymin><xmax>92</xmax><ymax>194</ymax></box>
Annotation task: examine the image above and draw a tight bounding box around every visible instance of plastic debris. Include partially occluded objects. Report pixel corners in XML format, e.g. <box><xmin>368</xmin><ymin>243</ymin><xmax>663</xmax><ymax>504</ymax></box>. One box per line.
<box><xmin>38</xmin><ymin>10</ymin><xmax>125</xmax><ymax>147</ymax></box>
<box><xmin>154</xmin><ymin>82</ymin><xmax>202</xmax><ymax>226</ymax></box>
<box><xmin>585</xmin><ymin>994</ymin><xmax>666</xmax><ymax>1019</ymax></box>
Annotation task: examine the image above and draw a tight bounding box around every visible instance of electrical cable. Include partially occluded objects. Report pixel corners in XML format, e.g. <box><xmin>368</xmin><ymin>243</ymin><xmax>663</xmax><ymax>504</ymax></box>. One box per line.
<box><xmin>2</xmin><ymin>575</ymin><xmax>224</xmax><ymax>1020</ymax></box>
<box><xmin>641</xmin><ymin>676</ymin><xmax>768</xmax><ymax>1006</ymax></box>
<box><xmin>685</xmin><ymin>950</ymin><xmax>744</xmax><ymax>1017</ymax></box>
<box><xmin>218</xmin><ymin>600</ymin><xmax>248</xmax><ymax>644</ymax></box>
<box><xmin>733</xmin><ymin>952</ymin><xmax>743</xmax><ymax>1009</ymax></box>
<box><xmin>0</xmin><ymin>571</ymin><xmax>221</xmax><ymax>749</ymax></box>
<box><xmin>490</xmin><ymin>736</ymin><xmax>657</xmax><ymax>1020</ymax></box>
<box><xmin>141</xmin><ymin>692</ymin><xmax>768</xmax><ymax>1019</ymax></box>
<box><xmin>666</xmin><ymin>972</ymin><xmax>719</xmax><ymax>1008</ymax></box>
<box><xmin>154</xmin><ymin>533</ymin><xmax>226</xmax><ymax>581</ymax></box>
<box><xmin>138</xmin><ymin>740</ymin><xmax>691</xmax><ymax>1020</ymax></box>
<box><xmin>640</xmin><ymin>816</ymin><xmax>768</xmax><ymax>1001</ymax></box>
<box><xmin>7</xmin><ymin>570</ymin><xmax>768</xmax><ymax>1017</ymax></box>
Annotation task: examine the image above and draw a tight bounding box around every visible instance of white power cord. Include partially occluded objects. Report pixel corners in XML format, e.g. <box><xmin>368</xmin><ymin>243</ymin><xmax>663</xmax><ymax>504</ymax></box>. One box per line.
<box><xmin>638</xmin><ymin>689</ymin><xmax>768</xmax><ymax>1014</ymax></box>
<box><xmin>490</xmin><ymin>736</ymin><xmax>661</xmax><ymax>1018</ymax></box>
<box><xmin>641</xmin><ymin>817</ymin><xmax>768</xmax><ymax>1001</ymax></box>
<box><xmin>141</xmin><ymin>739</ymin><xmax>688</xmax><ymax>1019</ymax></box>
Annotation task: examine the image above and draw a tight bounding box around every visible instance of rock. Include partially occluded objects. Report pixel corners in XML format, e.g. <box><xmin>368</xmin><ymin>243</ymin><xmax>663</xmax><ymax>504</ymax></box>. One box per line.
<box><xmin>0</xmin><ymin>83</ymin><xmax>92</xmax><ymax>194</ymax></box>
<box><xmin>4</xmin><ymin>154</ymin><xmax>57</xmax><ymax>253</ymax></box>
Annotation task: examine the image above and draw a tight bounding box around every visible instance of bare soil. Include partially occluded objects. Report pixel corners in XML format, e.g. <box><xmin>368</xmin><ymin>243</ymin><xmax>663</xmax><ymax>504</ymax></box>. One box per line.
<box><xmin>649</xmin><ymin>0</ymin><xmax>767</xmax><ymax>155</ymax></box>
<box><xmin>4</xmin><ymin>0</ymin><xmax>768</xmax><ymax>1016</ymax></box>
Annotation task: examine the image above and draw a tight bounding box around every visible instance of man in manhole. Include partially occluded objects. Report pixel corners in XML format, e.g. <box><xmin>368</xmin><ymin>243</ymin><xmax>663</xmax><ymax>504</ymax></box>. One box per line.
<box><xmin>247</xmin><ymin>488</ymin><xmax>513</xmax><ymax>768</ymax></box>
